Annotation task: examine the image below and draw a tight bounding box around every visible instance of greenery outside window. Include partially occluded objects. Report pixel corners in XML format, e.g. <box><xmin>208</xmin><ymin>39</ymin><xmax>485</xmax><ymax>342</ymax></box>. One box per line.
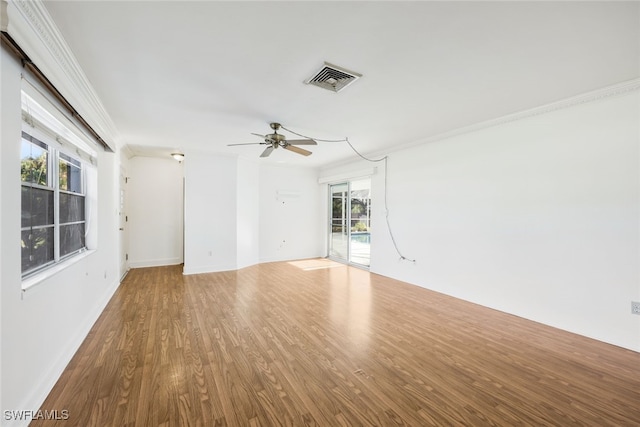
<box><xmin>21</xmin><ymin>130</ymin><xmax>87</xmax><ymax>277</ymax></box>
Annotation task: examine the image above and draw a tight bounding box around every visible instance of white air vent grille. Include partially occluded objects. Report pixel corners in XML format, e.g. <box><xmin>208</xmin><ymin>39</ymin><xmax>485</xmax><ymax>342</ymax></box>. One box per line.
<box><xmin>305</xmin><ymin>62</ymin><xmax>362</xmax><ymax>93</ymax></box>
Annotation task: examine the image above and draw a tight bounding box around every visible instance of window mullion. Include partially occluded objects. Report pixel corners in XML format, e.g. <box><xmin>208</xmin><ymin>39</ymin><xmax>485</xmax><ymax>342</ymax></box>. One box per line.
<box><xmin>53</xmin><ymin>148</ymin><xmax>60</xmax><ymax>262</ymax></box>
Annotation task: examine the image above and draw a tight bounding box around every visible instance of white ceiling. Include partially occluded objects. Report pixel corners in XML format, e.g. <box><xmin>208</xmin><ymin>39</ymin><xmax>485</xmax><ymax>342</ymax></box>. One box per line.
<box><xmin>43</xmin><ymin>1</ymin><xmax>639</xmax><ymax>167</ymax></box>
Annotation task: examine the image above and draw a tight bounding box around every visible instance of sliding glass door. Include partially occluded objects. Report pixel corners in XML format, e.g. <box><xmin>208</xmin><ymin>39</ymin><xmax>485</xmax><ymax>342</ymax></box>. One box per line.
<box><xmin>329</xmin><ymin>183</ymin><xmax>349</xmax><ymax>261</ymax></box>
<box><xmin>349</xmin><ymin>179</ymin><xmax>371</xmax><ymax>266</ymax></box>
<box><xmin>329</xmin><ymin>179</ymin><xmax>371</xmax><ymax>267</ymax></box>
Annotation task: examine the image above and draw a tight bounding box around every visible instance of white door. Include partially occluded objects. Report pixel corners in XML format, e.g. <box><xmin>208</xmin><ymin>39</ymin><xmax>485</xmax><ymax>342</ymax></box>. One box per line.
<box><xmin>118</xmin><ymin>169</ymin><xmax>129</xmax><ymax>280</ymax></box>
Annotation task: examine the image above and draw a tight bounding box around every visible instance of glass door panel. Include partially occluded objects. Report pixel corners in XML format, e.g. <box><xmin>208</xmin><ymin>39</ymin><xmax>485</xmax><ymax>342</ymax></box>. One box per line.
<box><xmin>349</xmin><ymin>179</ymin><xmax>370</xmax><ymax>266</ymax></box>
<box><xmin>328</xmin><ymin>179</ymin><xmax>371</xmax><ymax>267</ymax></box>
<box><xmin>329</xmin><ymin>183</ymin><xmax>348</xmax><ymax>261</ymax></box>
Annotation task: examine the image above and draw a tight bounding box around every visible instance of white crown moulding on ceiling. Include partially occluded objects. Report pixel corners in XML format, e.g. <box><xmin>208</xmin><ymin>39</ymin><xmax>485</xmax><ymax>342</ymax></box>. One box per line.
<box><xmin>3</xmin><ymin>0</ymin><xmax>119</xmax><ymax>150</ymax></box>
<box><xmin>347</xmin><ymin>77</ymin><xmax>640</xmax><ymax>167</ymax></box>
<box><xmin>5</xmin><ymin>0</ymin><xmax>639</xmax><ymax>163</ymax></box>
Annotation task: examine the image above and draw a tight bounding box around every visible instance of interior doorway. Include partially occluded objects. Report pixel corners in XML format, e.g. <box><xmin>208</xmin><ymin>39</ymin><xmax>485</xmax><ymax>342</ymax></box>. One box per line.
<box><xmin>118</xmin><ymin>167</ymin><xmax>129</xmax><ymax>280</ymax></box>
<box><xmin>329</xmin><ymin>178</ymin><xmax>371</xmax><ymax>267</ymax></box>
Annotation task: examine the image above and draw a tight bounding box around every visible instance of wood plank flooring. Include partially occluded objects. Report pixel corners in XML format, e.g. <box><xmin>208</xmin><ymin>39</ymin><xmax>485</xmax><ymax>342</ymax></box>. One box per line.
<box><xmin>33</xmin><ymin>259</ymin><xmax>640</xmax><ymax>426</ymax></box>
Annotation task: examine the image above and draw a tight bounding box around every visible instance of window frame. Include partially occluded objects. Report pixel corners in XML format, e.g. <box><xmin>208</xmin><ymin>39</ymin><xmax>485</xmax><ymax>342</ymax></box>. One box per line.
<box><xmin>21</xmin><ymin>129</ymin><xmax>88</xmax><ymax>279</ymax></box>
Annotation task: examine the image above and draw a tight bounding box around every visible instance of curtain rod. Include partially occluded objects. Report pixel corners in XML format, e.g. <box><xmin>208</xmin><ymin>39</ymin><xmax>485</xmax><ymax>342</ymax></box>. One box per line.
<box><xmin>1</xmin><ymin>30</ymin><xmax>113</xmax><ymax>152</ymax></box>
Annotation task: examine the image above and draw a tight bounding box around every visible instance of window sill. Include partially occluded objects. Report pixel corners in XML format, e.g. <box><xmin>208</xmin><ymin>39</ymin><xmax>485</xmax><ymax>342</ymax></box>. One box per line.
<box><xmin>22</xmin><ymin>249</ymin><xmax>97</xmax><ymax>293</ymax></box>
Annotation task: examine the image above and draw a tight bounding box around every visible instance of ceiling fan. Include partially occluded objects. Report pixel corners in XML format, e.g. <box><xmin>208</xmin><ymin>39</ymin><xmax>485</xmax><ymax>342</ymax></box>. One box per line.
<box><xmin>228</xmin><ymin>123</ymin><xmax>317</xmax><ymax>157</ymax></box>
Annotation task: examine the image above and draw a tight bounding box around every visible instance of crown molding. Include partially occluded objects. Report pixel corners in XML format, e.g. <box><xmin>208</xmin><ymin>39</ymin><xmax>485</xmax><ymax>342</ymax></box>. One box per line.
<box><xmin>412</xmin><ymin>77</ymin><xmax>640</xmax><ymax>146</ymax></box>
<box><xmin>323</xmin><ymin>77</ymin><xmax>640</xmax><ymax>171</ymax></box>
<box><xmin>4</xmin><ymin>0</ymin><xmax>118</xmax><ymax>150</ymax></box>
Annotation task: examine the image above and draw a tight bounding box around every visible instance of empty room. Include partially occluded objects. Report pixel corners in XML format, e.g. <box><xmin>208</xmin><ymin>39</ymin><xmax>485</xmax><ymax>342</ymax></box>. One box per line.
<box><xmin>1</xmin><ymin>1</ymin><xmax>639</xmax><ymax>426</ymax></box>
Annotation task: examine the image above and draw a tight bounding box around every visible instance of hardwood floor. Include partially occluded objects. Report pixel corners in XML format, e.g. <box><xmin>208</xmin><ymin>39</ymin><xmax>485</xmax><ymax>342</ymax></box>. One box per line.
<box><xmin>33</xmin><ymin>259</ymin><xmax>640</xmax><ymax>426</ymax></box>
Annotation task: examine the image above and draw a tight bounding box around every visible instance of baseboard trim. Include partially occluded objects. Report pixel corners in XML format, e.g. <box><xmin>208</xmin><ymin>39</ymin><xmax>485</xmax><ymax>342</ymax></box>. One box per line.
<box><xmin>129</xmin><ymin>258</ymin><xmax>182</xmax><ymax>269</ymax></box>
<box><xmin>8</xmin><ymin>277</ymin><xmax>121</xmax><ymax>427</ymax></box>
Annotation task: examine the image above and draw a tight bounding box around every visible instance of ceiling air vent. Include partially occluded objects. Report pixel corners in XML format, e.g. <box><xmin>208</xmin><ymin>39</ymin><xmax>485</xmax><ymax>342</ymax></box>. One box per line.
<box><xmin>305</xmin><ymin>62</ymin><xmax>362</xmax><ymax>93</ymax></box>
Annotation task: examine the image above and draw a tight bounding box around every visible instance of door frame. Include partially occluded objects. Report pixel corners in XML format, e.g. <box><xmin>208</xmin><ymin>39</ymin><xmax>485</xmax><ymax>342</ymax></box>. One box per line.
<box><xmin>327</xmin><ymin>179</ymin><xmax>371</xmax><ymax>268</ymax></box>
<box><xmin>118</xmin><ymin>167</ymin><xmax>130</xmax><ymax>281</ymax></box>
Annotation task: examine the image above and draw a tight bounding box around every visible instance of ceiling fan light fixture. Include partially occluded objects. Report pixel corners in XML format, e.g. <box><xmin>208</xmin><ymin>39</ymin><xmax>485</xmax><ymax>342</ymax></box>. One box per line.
<box><xmin>171</xmin><ymin>152</ymin><xmax>184</xmax><ymax>162</ymax></box>
<box><xmin>226</xmin><ymin>123</ymin><xmax>317</xmax><ymax>158</ymax></box>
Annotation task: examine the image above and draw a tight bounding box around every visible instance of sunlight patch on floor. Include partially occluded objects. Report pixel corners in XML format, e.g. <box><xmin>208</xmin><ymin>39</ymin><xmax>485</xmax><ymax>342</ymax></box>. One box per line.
<box><xmin>288</xmin><ymin>259</ymin><xmax>346</xmax><ymax>271</ymax></box>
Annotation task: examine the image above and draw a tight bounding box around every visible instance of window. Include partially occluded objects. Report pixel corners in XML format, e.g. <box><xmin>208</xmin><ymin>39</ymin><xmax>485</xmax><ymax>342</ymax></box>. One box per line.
<box><xmin>21</xmin><ymin>131</ymin><xmax>87</xmax><ymax>276</ymax></box>
<box><xmin>21</xmin><ymin>133</ymin><xmax>55</xmax><ymax>273</ymax></box>
<box><xmin>20</xmin><ymin>88</ymin><xmax>95</xmax><ymax>280</ymax></box>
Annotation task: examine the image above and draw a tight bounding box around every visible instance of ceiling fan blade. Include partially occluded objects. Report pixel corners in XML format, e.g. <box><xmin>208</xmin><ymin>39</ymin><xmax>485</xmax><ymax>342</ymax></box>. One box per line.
<box><xmin>286</xmin><ymin>139</ymin><xmax>317</xmax><ymax>146</ymax></box>
<box><xmin>251</xmin><ymin>133</ymin><xmax>266</xmax><ymax>140</ymax></box>
<box><xmin>284</xmin><ymin>144</ymin><xmax>312</xmax><ymax>156</ymax></box>
<box><xmin>260</xmin><ymin>146</ymin><xmax>275</xmax><ymax>157</ymax></box>
<box><xmin>227</xmin><ymin>142</ymin><xmax>266</xmax><ymax>146</ymax></box>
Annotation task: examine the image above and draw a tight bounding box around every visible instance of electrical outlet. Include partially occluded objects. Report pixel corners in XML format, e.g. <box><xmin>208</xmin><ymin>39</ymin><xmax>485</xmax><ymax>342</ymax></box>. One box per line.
<box><xmin>632</xmin><ymin>301</ymin><xmax>640</xmax><ymax>315</ymax></box>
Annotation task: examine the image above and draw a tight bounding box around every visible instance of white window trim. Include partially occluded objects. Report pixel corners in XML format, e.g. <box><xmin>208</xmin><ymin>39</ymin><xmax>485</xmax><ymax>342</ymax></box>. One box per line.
<box><xmin>318</xmin><ymin>167</ymin><xmax>376</xmax><ymax>185</ymax></box>
<box><xmin>20</xmin><ymin>88</ymin><xmax>98</xmax><ymax>289</ymax></box>
<box><xmin>21</xmin><ymin>130</ymin><xmax>89</xmax><ymax>278</ymax></box>
<box><xmin>21</xmin><ymin>249</ymin><xmax>97</xmax><ymax>294</ymax></box>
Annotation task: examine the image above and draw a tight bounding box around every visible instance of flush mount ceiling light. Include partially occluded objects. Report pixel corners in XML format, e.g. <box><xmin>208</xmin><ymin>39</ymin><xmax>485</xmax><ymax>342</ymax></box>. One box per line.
<box><xmin>171</xmin><ymin>152</ymin><xmax>184</xmax><ymax>162</ymax></box>
<box><xmin>305</xmin><ymin>62</ymin><xmax>362</xmax><ymax>93</ymax></box>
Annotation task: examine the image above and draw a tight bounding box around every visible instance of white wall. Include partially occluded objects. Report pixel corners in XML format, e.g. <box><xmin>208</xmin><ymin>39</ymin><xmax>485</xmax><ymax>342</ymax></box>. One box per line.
<box><xmin>1</xmin><ymin>47</ymin><xmax>121</xmax><ymax>424</ymax></box>
<box><xmin>183</xmin><ymin>152</ymin><xmax>238</xmax><ymax>274</ymax></box>
<box><xmin>321</xmin><ymin>91</ymin><xmax>640</xmax><ymax>352</ymax></box>
<box><xmin>236</xmin><ymin>157</ymin><xmax>260</xmax><ymax>268</ymax></box>
<box><xmin>183</xmin><ymin>153</ymin><xmax>323</xmax><ymax>272</ymax></box>
<box><xmin>259</xmin><ymin>164</ymin><xmax>323</xmax><ymax>263</ymax></box>
<box><xmin>128</xmin><ymin>156</ymin><xmax>184</xmax><ymax>268</ymax></box>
